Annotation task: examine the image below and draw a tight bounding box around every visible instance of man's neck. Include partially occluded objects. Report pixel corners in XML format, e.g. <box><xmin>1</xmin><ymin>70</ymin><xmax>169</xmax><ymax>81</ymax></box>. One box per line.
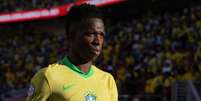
<box><xmin>77</xmin><ymin>62</ymin><xmax>92</xmax><ymax>74</ymax></box>
<box><xmin>68</xmin><ymin>53</ymin><xmax>92</xmax><ymax>74</ymax></box>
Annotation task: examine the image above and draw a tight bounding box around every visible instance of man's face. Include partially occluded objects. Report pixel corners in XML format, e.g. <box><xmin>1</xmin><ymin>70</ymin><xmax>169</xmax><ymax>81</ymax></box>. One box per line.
<box><xmin>70</xmin><ymin>18</ymin><xmax>105</xmax><ymax>62</ymax></box>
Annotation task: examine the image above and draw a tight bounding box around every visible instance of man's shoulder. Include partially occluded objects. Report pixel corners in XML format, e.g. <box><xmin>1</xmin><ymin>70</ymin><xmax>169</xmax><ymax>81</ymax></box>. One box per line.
<box><xmin>46</xmin><ymin>63</ymin><xmax>66</xmax><ymax>70</ymax></box>
<box><xmin>92</xmin><ymin>65</ymin><xmax>114</xmax><ymax>79</ymax></box>
<box><xmin>34</xmin><ymin>63</ymin><xmax>66</xmax><ymax>78</ymax></box>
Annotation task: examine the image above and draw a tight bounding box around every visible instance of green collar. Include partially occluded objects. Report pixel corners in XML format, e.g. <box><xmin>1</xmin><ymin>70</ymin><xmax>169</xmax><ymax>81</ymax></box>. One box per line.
<box><xmin>60</xmin><ymin>56</ymin><xmax>94</xmax><ymax>78</ymax></box>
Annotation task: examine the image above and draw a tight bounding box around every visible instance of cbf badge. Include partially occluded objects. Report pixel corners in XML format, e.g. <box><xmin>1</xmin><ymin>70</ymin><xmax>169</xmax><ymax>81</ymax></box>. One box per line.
<box><xmin>85</xmin><ymin>91</ymin><xmax>96</xmax><ymax>101</ymax></box>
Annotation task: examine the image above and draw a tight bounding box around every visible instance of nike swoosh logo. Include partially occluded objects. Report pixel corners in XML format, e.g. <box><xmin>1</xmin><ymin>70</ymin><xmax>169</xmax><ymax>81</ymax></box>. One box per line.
<box><xmin>63</xmin><ymin>84</ymin><xmax>74</xmax><ymax>91</ymax></box>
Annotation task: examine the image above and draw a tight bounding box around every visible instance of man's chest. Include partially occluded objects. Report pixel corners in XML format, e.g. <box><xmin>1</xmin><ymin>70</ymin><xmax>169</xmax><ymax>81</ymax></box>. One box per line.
<box><xmin>51</xmin><ymin>77</ymin><xmax>110</xmax><ymax>101</ymax></box>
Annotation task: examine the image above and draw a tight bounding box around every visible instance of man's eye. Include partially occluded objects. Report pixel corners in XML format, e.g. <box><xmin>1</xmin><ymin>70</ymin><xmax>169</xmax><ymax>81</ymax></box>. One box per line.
<box><xmin>85</xmin><ymin>32</ymin><xmax>105</xmax><ymax>37</ymax></box>
<box><xmin>99</xmin><ymin>32</ymin><xmax>105</xmax><ymax>37</ymax></box>
<box><xmin>86</xmin><ymin>32</ymin><xmax>94</xmax><ymax>36</ymax></box>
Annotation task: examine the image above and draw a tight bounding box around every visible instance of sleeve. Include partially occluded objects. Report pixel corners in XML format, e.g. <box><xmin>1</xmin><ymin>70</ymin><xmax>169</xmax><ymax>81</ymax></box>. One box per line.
<box><xmin>108</xmin><ymin>74</ymin><xmax>118</xmax><ymax>101</ymax></box>
<box><xmin>26</xmin><ymin>69</ymin><xmax>51</xmax><ymax>101</ymax></box>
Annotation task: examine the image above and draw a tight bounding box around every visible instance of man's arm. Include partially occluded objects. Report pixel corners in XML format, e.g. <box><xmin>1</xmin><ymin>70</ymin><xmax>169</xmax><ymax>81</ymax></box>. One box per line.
<box><xmin>26</xmin><ymin>69</ymin><xmax>51</xmax><ymax>101</ymax></box>
<box><xmin>108</xmin><ymin>74</ymin><xmax>118</xmax><ymax>101</ymax></box>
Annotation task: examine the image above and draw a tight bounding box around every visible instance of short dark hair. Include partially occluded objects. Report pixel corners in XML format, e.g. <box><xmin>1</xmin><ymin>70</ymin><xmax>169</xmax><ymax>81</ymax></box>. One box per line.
<box><xmin>66</xmin><ymin>3</ymin><xmax>103</xmax><ymax>32</ymax></box>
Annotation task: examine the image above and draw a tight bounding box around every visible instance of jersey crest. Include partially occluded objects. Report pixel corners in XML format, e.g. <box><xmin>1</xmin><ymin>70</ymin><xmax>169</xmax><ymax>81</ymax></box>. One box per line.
<box><xmin>85</xmin><ymin>91</ymin><xmax>96</xmax><ymax>101</ymax></box>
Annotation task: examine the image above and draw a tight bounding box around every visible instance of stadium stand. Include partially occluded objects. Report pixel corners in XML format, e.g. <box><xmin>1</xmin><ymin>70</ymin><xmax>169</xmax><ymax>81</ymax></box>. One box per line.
<box><xmin>1</xmin><ymin>0</ymin><xmax>201</xmax><ymax>101</ymax></box>
<box><xmin>0</xmin><ymin>0</ymin><xmax>75</xmax><ymax>13</ymax></box>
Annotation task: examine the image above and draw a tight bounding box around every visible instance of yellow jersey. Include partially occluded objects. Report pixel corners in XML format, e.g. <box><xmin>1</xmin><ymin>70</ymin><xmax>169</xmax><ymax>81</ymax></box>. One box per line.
<box><xmin>26</xmin><ymin>56</ymin><xmax>118</xmax><ymax>101</ymax></box>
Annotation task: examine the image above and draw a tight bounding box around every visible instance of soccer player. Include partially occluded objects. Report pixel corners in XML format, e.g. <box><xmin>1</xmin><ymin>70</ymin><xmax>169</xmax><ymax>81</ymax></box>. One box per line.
<box><xmin>26</xmin><ymin>3</ymin><xmax>118</xmax><ymax>101</ymax></box>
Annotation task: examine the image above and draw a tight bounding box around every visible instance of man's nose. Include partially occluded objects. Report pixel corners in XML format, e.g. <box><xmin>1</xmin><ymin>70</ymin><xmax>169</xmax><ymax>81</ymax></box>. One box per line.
<box><xmin>92</xmin><ymin>34</ymin><xmax>101</xmax><ymax>45</ymax></box>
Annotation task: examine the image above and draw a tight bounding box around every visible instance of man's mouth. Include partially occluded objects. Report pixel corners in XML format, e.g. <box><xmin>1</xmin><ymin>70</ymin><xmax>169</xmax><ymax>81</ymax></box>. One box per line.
<box><xmin>90</xmin><ymin>46</ymin><xmax>101</xmax><ymax>54</ymax></box>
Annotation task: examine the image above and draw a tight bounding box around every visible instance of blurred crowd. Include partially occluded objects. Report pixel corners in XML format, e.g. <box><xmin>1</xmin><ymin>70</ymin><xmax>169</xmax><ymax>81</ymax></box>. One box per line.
<box><xmin>0</xmin><ymin>28</ymin><xmax>67</xmax><ymax>98</ymax></box>
<box><xmin>1</xmin><ymin>5</ymin><xmax>201</xmax><ymax>101</ymax></box>
<box><xmin>101</xmin><ymin>6</ymin><xmax>201</xmax><ymax>100</ymax></box>
<box><xmin>0</xmin><ymin>0</ymin><xmax>76</xmax><ymax>14</ymax></box>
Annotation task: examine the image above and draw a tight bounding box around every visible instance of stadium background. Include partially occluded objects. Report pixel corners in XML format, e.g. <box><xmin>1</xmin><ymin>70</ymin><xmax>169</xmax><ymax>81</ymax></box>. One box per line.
<box><xmin>1</xmin><ymin>0</ymin><xmax>201</xmax><ymax>101</ymax></box>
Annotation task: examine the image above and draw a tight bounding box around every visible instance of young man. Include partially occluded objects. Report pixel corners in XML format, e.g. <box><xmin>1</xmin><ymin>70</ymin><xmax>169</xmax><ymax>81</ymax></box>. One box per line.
<box><xmin>26</xmin><ymin>4</ymin><xmax>118</xmax><ymax>101</ymax></box>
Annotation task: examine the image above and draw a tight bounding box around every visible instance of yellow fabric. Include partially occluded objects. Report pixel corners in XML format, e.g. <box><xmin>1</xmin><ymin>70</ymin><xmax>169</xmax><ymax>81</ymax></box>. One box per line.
<box><xmin>148</xmin><ymin>57</ymin><xmax>160</xmax><ymax>74</ymax></box>
<box><xmin>194</xmin><ymin>46</ymin><xmax>201</xmax><ymax>61</ymax></box>
<box><xmin>183</xmin><ymin>71</ymin><xmax>195</xmax><ymax>80</ymax></box>
<box><xmin>149</xmin><ymin>75</ymin><xmax>163</xmax><ymax>93</ymax></box>
<box><xmin>145</xmin><ymin>79</ymin><xmax>153</xmax><ymax>94</ymax></box>
<box><xmin>26</xmin><ymin>64</ymin><xmax>118</xmax><ymax>101</ymax></box>
<box><xmin>171</xmin><ymin>52</ymin><xmax>185</xmax><ymax>64</ymax></box>
<box><xmin>164</xmin><ymin>76</ymin><xmax>175</xmax><ymax>87</ymax></box>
